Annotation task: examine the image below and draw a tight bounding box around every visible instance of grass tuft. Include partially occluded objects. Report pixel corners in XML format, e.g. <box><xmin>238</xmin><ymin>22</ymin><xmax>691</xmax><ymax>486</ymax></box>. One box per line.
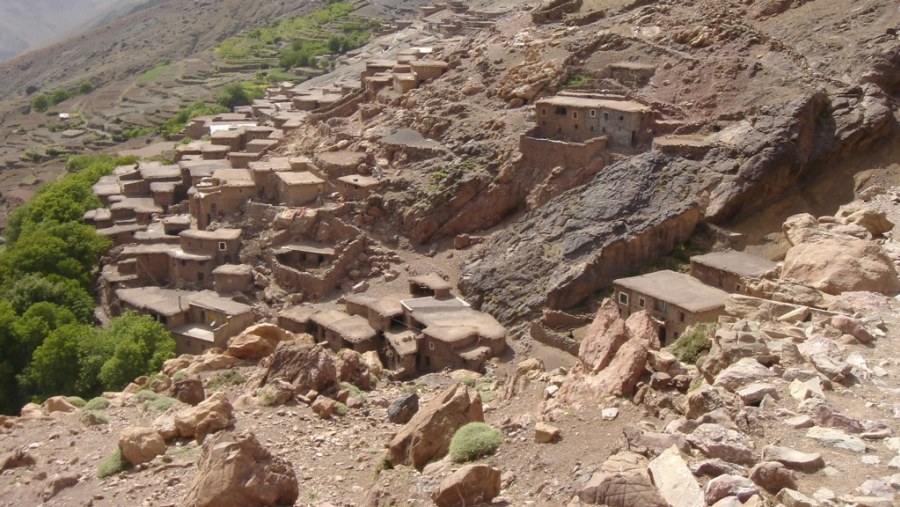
<box><xmin>84</xmin><ymin>397</ymin><xmax>110</xmax><ymax>411</ymax></box>
<box><xmin>97</xmin><ymin>449</ymin><xmax>132</xmax><ymax>478</ymax></box>
<box><xmin>66</xmin><ymin>396</ymin><xmax>87</xmax><ymax>408</ymax></box>
<box><xmin>667</xmin><ymin>322</ymin><xmax>715</xmax><ymax>364</ymax></box>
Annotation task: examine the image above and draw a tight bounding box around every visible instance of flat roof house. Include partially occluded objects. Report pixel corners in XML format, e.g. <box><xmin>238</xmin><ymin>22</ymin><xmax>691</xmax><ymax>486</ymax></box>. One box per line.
<box><xmin>533</xmin><ymin>95</ymin><xmax>653</xmax><ymax>148</ymax></box>
<box><xmin>613</xmin><ymin>270</ymin><xmax>728</xmax><ymax>345</ymax></box>
<box><xmin>690</xmin><ymin>250</ymin><xmax>779</xmax><ymax>294</ymax></box>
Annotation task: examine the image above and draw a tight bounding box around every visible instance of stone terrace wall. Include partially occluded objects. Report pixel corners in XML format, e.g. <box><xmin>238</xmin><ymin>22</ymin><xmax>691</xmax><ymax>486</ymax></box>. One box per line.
<box><xmin>519</xmin><ymin>134</ymin><xmax>607</xmax><ymax>170</ymax></box>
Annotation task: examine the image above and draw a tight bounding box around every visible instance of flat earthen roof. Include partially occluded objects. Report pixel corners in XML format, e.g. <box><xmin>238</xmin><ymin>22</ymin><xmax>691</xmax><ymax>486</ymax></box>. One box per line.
<box><xmin>614</xmin><ymin>270</ymin><xmax>729</xmax><ymax>313</ymax></box>
<box><xmin>409</xmin><ymin>273</ymin><xmax>452</xmax><ymax>291</ymax></box>
<box><xmin>276</xmin><ymin>171</ymin><xmax>325</xmax><ymax>186</ymax></box>
<box><xmin>690</xmin><ymin>250</ymin><xmax>778</xmax><ymax>278</ymax></box>
<box><xmin>179</xmin><ymin>228</ymin><xmax>242</xmax><ymax>241</ymax></box>
<box><xmin>535</xmin><ymin>96</ymin><xmax>650</xmax><ymax>113</ymax></box>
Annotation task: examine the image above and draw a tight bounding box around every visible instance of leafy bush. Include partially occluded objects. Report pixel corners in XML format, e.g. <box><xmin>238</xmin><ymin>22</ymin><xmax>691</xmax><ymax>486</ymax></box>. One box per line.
<box><xmin>171</xmin><ymin>370</ymin><xmax>188</xmax><ymax>383</ymax></box>
<box><xmin>31</xmin><ymin>94</ymin><xmax>50</xmax><ymax>112</ymax></box>
<box><xmin>65</xmin><ymin>396</ymin><xmax>86</xmax><ymax>408</ymax></box>
<box><xmin>97</xmin><ymin>449</ymin><xmax>131</xmax><ymax>478</ymax></box>
<box><xmin>334</xmin><ymin>402</ymin><xmax>348</xmax><ymax>416</ymax></box>
<box><xmin>84</xmin><ymin>397</ymin><xmax>110</xmax><ymax>411</ymax></box>
<box><xmin>215</xmin><ymin>82</ymin><xmax>263</xmax><ymax>110</ymax></box>
<box><xmin>448</xmin><ymin>422</ymin><xmax>501</xmax><ymax>463</ymax></box>
<box><xmin>668</xmin><ymin>322</ymin><xmax>715</xmax><ymax>364</ymax></box>
<box><xmin>136</xmin><ymin>390</ymin><xmax>160</xmax><ymax>402</ymax></box>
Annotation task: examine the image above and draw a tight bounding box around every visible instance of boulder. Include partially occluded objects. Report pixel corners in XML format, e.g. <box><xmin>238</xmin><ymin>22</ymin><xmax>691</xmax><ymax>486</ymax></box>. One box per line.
<box><xmin>682</xmin><ymin>386</ymin><xmax>742</xmax><ymax>420</ymax></box>
<box><xmin>842</xmin><ymin>208</ymin><xmax>893</xmax><ymax>237</ymax></box>
<box><xmin>647</xmin><ymin>446</ymin><xmax>704</xmax><ymax>507</ymax></box>
<box><xmin>705</xmin><ymin>475</ymin><xmax>759</xmax><ymax>505</ymax></box>
<box><xmin>257</xmin><ymin>379</ymin><xmax>294</xmax><ymax>407</ymax></box>
<box><xmin>830</xmin><ymin>315</ymin><xmax>874</xmax><ymax>344</ymax></box>
<box><xmin>19</xmin><ymin>402</ymin><xmax>43</xmax><ymax>419</ymax></box>
<box><xmin>387</xmin><ymin>392</ymin><xmax>419</xmax><ymax>424</ymax></box>
<box><xmin>713</xmin><ymin>357</ymin><xmax>777</xmax><ymax>392</ymax></box>
<box><xmin>172</xmin><ymin>375</ymin><xmax>206</xmax><ymax>406</ymax></box>
<box><xmin>762</xmin><ymin>445</ymin><xmax>825</xmax><ymax>472</ymax></box>
<box><xmin>174</xmin><ymin>392</ymin><xmax>236</xmax><ymax>442</ymax></box>
<box><xmin>0</xmin><ymin>449</ymin><xmax>35</xmax><ymax>470</ymax></box>
<box><xmin>805</xmin><ymin>426</ymin><xmax>866</xmax><ymax>452</ymax></box>
<box><xmin>623</xmin><ymin>426</ymin><xmax>690</xmax><ymax>458</ymax></box>
<box><xmin>534</xmin><ymin>422</ymin><xmax>561</xmax><ymax>444</ymax></box>
<box><xmin>183</xmin><ymin>430</ymin><xmax>298</xmax><ymax>507</ymax></box>
<box><xmin>311</xmin><ymin>397</ymin><xmax>336</xmax><ymax>419</ymax></box>
<box><xmin>749</xmin><ymin>461</ymin><xmax>796</xmax><ymax>494</ymax></box>
<box><xmin>388</xmin><ymin>383</ymin><xmax>483</xmax><ymax>469</ymax></box>
<box><xmin>227</xmin><ymin>323</ymin><xmax>302</xmax><ymax>360</ymax></box>
<box><xmin>781</xmin><ymin>237</ymin><xmax>900</xmax><ymax>295</ymax></box>
<box><xmin>118</xmin><ymin>426</ymin><xmax>167</xmax><ymax>465</ymax></box>
<box><xmin>258</xmin><ymin>341</ymin><xmax>337</xmax><ymax>395</ymax></box>
<box><xmin>40</xmin><ymin>474</ymin><xmax>79</xmax><ymax>501</ymax></box>
<box><xmin>335</xmin><ymin>349</ymin><xmax>372</xmax><ymax>390</ymax></box>
<box><xmin>578</xmin><ymin>470</ymin><xmax>667</xmax><ymax>506</ymax></box>
<box><xmin>737</xmin><ymin>383</ymin><xmax>778</xmax><ymax>405</ymax></box>
<box><xmin>600</xmin><ymin>451</ymin><xmax>649</xmax><ymax>474</ymax></box>
<box><xmin>776</xmin><ymin>488</ymin><xmax>818</xmax><ymax>507</ymax></box>
<box><xmin>702</xmin><ymin>325</ymin><xmax>776</xmax><ymax>378</ymax></box>
<box><xmin>552</xmin><ymin>308</ymin><xmax>660</xmax><ymax>407</ymax></box>
<box><xmin>361</xmin><ymin>350</ymin><xmax>384</xmax><ymax>379</ymax></box>
<box><xmin>43</xmin><ymin>396</ymin><xmax>77</xmax><ymax>413</ymax></box>
<box><xmin>686</xmin><ymin>424</ymin><xmax>755</xmax><ymax>465</ymax></box>
<box><xmin>432</xmin><ymin>464</ymin><xmax>501</xmax><ymax>507</ymax></box>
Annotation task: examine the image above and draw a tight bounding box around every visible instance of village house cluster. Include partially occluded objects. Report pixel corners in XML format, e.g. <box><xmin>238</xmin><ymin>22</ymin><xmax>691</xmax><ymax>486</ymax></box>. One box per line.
<box><xmin>612</xmin><ymin>250</ymin><xmax>779</xmax><ymax>344</ymax></box>
<box><xmin>81</xmin><ymin>22</ymin><xmax>515</xmax><ymax>374</ymax></box>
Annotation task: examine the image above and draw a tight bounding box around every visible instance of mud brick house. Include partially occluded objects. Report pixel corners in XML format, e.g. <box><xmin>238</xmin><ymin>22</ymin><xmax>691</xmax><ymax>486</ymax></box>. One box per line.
<box><xmin>179</xmin><ymin>228</ymin><xmax>242</xmax><ymax>264</ymax></box>
<box><xmin>408</xmin><ymin>273</ymin><xmax>452</xmax><ymax>298</ymax></box>
<box><xmin>275</xmin><ymin>171</ymin><xmax>325</xmax><ymax>206</ymax></box>
<box><xmin>690</xmin><ymin>250</ymin><xmax>778</xmax><ymax>294</ymax></box>
<box><xmin>401</xmin><ymin>296</ymin><xmax>506</xmax><ymax>373</ymax></box>
<box><xmin>115</xmin><ymin>287</ymin><xmax>255</xmax><ymax>354</ymax></box>
<box><xmin>336</xmin><ymin>175</ymin><xmax>382</xmax><ymax>200</ymax></box>
<box><xmin>606</xmin><ymin>62</ymin><xmax>656</xmax><ymax>87</ymax></box>
<box><xmin>190</xmin><ymin>168</ymin><xmax>255</xmax><ymax>228</ymax></box>
<box><xmin>532</xmin><ymin>94</ymin><xmax>653</xmax><ymax>148</ymax></box>
<box><xmin>613</xmin><ymin>270</ymin><xmax>729</xmax><ymax>345</ymax></box>
<box><xmin>309</xmin><ymin>309</ymin><xmax>380</xmax><ymax>353</ymax></box>
<box><xmin>212</xmin><ymin>264</ymin><xmax>254</xmax><ymax>294</ymax></box>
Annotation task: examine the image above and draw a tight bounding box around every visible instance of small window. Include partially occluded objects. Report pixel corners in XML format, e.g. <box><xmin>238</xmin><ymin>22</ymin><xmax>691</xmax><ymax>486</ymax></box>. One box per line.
<box><xmin>218</xmin><ymin>241</ymin><xmax>227</xmax><ymax>251</ymax></box>
<box><xmin>542</xmin><ymin>108</ymin><xmax>547</xmax><ymax>116</ymax></box>
<box><xmin>572</xmin><ymin>111</ymin><xmax>578</xmax><ymax>119</ymax></box>
<box><xmin>673</xmin><ymin>332</ymin><xmax>680</xmax><ymax>340</ymax></box>
<box><xmin>428</xmin><ymin>341</ymin><xmax>435</xmax><ymax>351</ymax></box>
<box><xmin>619</xmin><ymin>115</ymin><xmax>624</xmax><ymax>121</ymax></box>
<box><xmin>638</xmin><ymin>297</ymin><xmax>645</xmax><ymax>308</ymax></box>
<box><xmin>590</xmin><ymin>126</ymin><xmax>594</xmax><ymax>131</ymax></box>
<box><xmin>735</xmin><ymin>284</ymin><xmax>742</xmax><ymax>293</ymax></box>
<box><xmin>679</xmin><ymin>312</ymin><xmax>686</xmax><ymax>323</ymax></box>
<box><xmin>654</xmin><ymin>299</ymin><xmax>668</xmax><ymax>314</ymax></box>
<box><xmin>574</xmin><ymin>124</ymin><xmax>578</xmax><ymax>129</ymax></box>
<box><xmin>555</xmin><ymin>106</ymin><xmax>567</xmax><ymax>115</ymax></box>
<box><xmin>590</xmin><ymin>109</ymin><xmax>596</xmax><ymax>117</ymax></box>
<box><xmin>603</xmin><ymin>112</ymin><xmax>609</xmax><ymax>121</ymax></box>
<box><xmin>602</xmin><ymin>127</ymin><xmax>607</xmax><ymax>133</ymax></box>
<box><xmin>618</xmin><ymin>291</ymin><xmax>629</xmax><ymax>305</ymax></box>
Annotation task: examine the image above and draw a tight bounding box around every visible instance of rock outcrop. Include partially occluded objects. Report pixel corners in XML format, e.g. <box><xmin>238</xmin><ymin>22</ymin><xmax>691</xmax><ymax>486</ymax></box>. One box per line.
<box><xmin>388</xmin><ymin>383</ymin><xmax>483</xmax><ymax>469</ymax></box>
<box><xmin>183</xmin><ymin>430</ymin><xmax>298</xmax><ymax>507</ymax></box>
<box><xmin>432</xmin><ymin>464</ymin><xmax>501</xmax><ymax>507</ymax></box>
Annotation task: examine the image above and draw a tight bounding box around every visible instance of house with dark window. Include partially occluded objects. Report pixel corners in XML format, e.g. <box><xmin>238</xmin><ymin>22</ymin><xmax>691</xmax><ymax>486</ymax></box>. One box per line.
<box><xmin>612</xmin><ymin>270</ymin><xmax>728</xmax><ymax>345</ymax></box>
<box><xmin>532</xmin><ymin>94</ymin><xmax>653</xmax><ymax>148</ymax></box>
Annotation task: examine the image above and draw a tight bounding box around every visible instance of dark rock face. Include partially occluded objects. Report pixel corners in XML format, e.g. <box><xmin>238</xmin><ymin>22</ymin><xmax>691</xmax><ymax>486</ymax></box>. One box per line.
<box><xmin>460</xmin><ymin>151</ymin><xmax>704</xmax><ymax>323</ymax></box>
<box><xmin>387</xmin><ymin>392</ymin><xmax>419</xmax><ymax>424</ymax></box>
<box><xmin>460</xmin><ymin>86</ymin><xmax>893</xmax><ymax>324</ymax></box>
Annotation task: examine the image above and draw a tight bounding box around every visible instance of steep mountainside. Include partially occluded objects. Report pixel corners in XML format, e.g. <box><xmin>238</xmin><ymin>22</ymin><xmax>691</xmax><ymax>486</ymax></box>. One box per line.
<box><xmin>0</xmin><ymin>0</ymin><xmax>147</xmax><ymax>62</ymax></box>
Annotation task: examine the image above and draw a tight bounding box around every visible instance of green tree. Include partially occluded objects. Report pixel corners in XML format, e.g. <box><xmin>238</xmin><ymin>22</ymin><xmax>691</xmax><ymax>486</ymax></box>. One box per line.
<box><xmin>78</xmin><ymin>81</ymin><xmax>94</xmax><ymax>95</ymax></box>
<box><xmin>20</xmin><ymin>323</ymin><xmax>90</xmax><ymax>399</ymax></box>
<box><xmin>32</xmin><ymin>94</ymin><xmax>49</xmax><ymax>113</ymax></box>
<box><xmin>215</xmin><ymin>82</ymin><xmax>253</xmax><ymax>109</ymax></box>
<box><xmin>2</xmin><ymin>274</ymin><xmax>95</xmax><ymax>322</ymax></box>
<box><xmin>49</xmin><ymin>89</ymin><xmax>71</xmax><ymax>106</ymax></box>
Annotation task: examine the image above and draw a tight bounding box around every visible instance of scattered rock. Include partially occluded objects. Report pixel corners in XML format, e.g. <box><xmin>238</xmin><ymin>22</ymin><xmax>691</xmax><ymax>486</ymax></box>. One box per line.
<box><xmin>41</xmin><ymin>474</ymin><xmax>79</xmax><ymax>501</ymax></box>
<box><xmin>118</xmin><ymin>426</ymin><xmax>166</xmax><ymax>465</ymax></box>
<box><xmin>647</xmin><ymin>446</ymin><xmax>704</xmax><ymax>507</ymax></box>
<box><xmin>776</xmin><ymin>488</ymin><xmax>819</xmax><ymax>507</ymax></box>
<box><xmin>578</xmin><ymin>470</ymin><xmax>667</xmax><ymax>506</ymax></box>
<box><xmin>172</xmin><ymin>375</ymin><xmax>206</xmax><ymax>406</ymax></box>
<box><xmin>806</xmin><ymin>426</ymin><xmax>867</xmax><ymax>452</ymax></box>
<box><xmin>686</xmin><ymin>424</ymin><xmax>755</xmax><ymax>465</ymax></box>
<box><xmin>0</xmin><ymin>448</ymin><xmax>35</xmax><ymax>470</ymax></box>
<box><xmin>762</xmin><ymin>445</ymin><xmax>825</xmax><ymax>472</ymax></box>
<box><xmin>713</xmin><ymin>357</ymin><xmax>777</xmax><ymax>392</ymax></box>
<box><xmin>705</xmin><ymin>474</ymin><xmax>759</xmax><ymax>505</ymax></box>
<box><xmin>258</xmin><ymin>342</ymin><xmax>337</xmax><ymax>395</ymax></box>
<box><xmin>311</xmin><ymin>396</ymin><xmax>336</xmax><ymax>419</ymax></box>
<box><xmin>183</xmin><ymin>430</ymin><xmax>298</xmax><ymax>507</ymax></box>
<box><xmin>601</xmin><ymin>407</ymin><xmax>619</xmax><ymax>421</ymax></box>
<box><xmin>432</xmin><ymin>464</ymin><xmax>501</xmax><ymax>507</ymax></box>
<box><xmin>174</xmin><ymin>391</ymin><xmax>236</xmax><ymax>442</ymax></box>
<box><xmin>749</xmin><ymin>461</ymin><xmax>796</xmax><ymax>494</ymax></box>
<box><xmin>43</xmin><ymin>396</ymin><xmax>77</xmax><ymax>414</ymax></box>
<box><xmin>534</xmin><ymin>422</ymin><xmax>561</xmax><ymax>443</ymax></box>
<box><xmin>387</xmin><ymin>392</ymin><xmax>419</xmax><ymax>424</ymax></box>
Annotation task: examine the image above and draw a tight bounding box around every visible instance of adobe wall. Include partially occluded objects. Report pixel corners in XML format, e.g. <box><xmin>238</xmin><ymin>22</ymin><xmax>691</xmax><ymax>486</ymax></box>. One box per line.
<box><xmin>519</xmin><ymin>133</ymin><xmax>607</xmax><ymax>170</ymax></box>
<box><xmin>690</xmin><ymin>263</ymin><xmax>743</xmax><ymax>293</ymax></box>
<box><xmin>529</xmin><ymin>321</ymin><xmax>579</xmax><ymax>355</ymax></box>
<box><xmin>531</xmin><ymin>0</ymin><xmax>582</xmax><ymax>24</ymax></box>
<box><xmin>271</xmin><ymin>236</ymin><xmax>367</xmax><ymax>298</ymax></box>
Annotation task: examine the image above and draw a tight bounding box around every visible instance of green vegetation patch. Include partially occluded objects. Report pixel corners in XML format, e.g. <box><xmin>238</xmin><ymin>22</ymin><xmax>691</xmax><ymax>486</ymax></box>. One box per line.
<box><xmin>138</xmin><ymin>62</ymin><xmax>171</xmax><ymax>84</ymax></box>
<box><xmin>0</xmin><ymin>155</ymin><xmax>176</xmax><ymax>416</ymax></box>
<box><xmin>207</xmin><ymin>370</ymin><xmax>246</xmax><ymax>391</ymax></box>
<box><xmin>449</xmin><ymin>422</ymin><xmax>502</xmax><ymax>463</ymax></box>
<box><xmin>84</xmin><ymin>397</ymin><xmax>110</xmax><ymax>411</ymax></box>
<box><xmin>97</xmin><ymin>449</ymin><xmax>132</xmax><ymax>478</ymax></box>
<box><xmin>65</xmin><ymin>396</ymin><xmax>87</xmax><ymax>408</ymax></box>
<box><xmin>667</xmin><ymin>322</ymin><xmax>714</xmax><ymax>364</ymax></box>
<box><xmin>216</xmin><ymin>0</ymin><xmax>380</xmax><ymax>71</ymax></box>
<box><xmin>146</xmin><ymin>396</ymin><xmax>179</xmax><ymax>412</ymax></box>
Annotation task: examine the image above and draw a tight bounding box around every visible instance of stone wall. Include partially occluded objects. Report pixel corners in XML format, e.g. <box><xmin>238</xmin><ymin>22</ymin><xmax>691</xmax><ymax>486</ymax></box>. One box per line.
<box><xmin>519</xmin><ymin>133</ymin><xmax>607</xmax><ymax>171</ymax></box>
<box><xmin>271</xmin><ymin>236</ymin><xmax>367</xmax><ymax>298</ymax></box>
<box><xmin>529</xmin><ymin>321</ymin><xmax>579</xmax><ymax>355</ymax></box>
<box><xmin>531</xmin><ymin>0</ymin><xmax>582</xmax><ymax>24</ymax></box>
